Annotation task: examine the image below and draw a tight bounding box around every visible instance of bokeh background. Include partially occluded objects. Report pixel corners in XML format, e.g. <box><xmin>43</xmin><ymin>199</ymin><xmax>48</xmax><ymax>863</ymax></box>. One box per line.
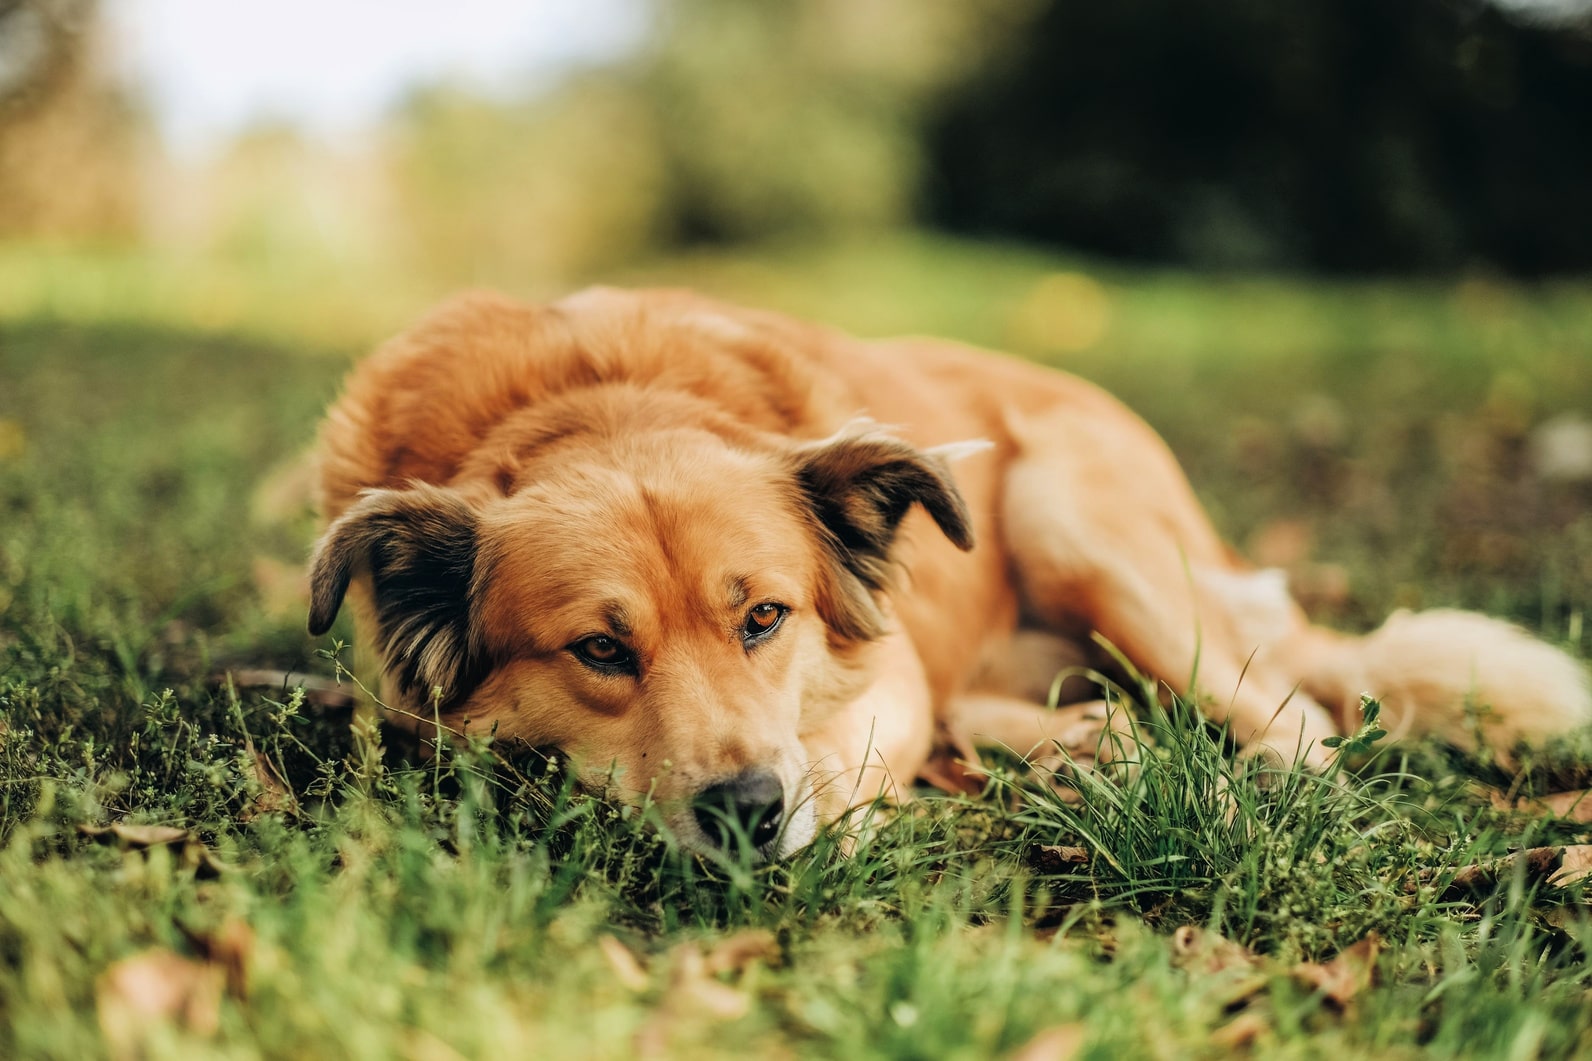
<box><xmin>2</xmin><ymin>0</ymin><xmax>1591</xmax><ymax>652</ymax></box>
<box><xmin>6</xmin><ymin>0</ymin><xmax>1592</xmax><ymax>325</ymax></box>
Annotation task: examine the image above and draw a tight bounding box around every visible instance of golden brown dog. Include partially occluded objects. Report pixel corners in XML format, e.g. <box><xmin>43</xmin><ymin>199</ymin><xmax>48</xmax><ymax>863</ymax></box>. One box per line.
<box><xmin>309</xmin><ymin>288</ymin><xmax>1592</xmax><ymax>857</ymax></box>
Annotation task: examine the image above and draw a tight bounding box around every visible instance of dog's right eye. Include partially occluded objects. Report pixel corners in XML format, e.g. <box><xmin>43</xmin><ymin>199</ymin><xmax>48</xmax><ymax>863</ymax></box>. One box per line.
<box><xmin>569</xmin><ymin>635</ymin><xmax>636</xmax><ymax>674</ymax></box>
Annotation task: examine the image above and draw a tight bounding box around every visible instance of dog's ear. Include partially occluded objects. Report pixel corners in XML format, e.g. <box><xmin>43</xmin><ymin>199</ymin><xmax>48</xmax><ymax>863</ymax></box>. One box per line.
<box><xmin>308</xmin><ymin>485</ymin><xmax>487</xmax><ymax>706</ymax></box>
<box><xmin>794</xmin><ymin>434</ymin><xmax>974</xmax><ymax>641</ymax></box>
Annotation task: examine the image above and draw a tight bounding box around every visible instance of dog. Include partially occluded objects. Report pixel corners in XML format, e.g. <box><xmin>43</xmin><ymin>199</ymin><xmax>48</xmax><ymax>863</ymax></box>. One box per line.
<box><xmin>308</xmin><ymin>287</ymin><xmax>1592</xmax><ymax>858</ymax></box>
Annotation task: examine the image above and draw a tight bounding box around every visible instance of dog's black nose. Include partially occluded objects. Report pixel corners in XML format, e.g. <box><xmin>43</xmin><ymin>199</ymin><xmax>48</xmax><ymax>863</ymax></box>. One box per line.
<box><xmin>693</xmin><ymin>768</ymin><xmax>785</xmax><ymax>850</ymax></box>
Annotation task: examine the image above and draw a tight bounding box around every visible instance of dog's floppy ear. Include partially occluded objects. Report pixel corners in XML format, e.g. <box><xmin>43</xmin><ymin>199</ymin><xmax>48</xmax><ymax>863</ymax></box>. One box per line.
<box><xmin>308</xmin><ymin>484</ymin><xmax>487</xmax><ymax>706</ymax></box>
<box><xmin>794</xmin><ymin>433</ymin><xmax>974</xmax><ymax>641</ymax></box>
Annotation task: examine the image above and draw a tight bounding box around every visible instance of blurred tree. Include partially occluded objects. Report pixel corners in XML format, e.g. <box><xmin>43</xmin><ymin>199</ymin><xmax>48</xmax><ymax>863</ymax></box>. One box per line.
<box><xmin>0</xmin><ymin>0</ymin><xmax>144</xmax><ymax>242</ymax></box>
<box><xmin>925</xmin><ymin>0</ymin><xmax>1592</xmax><ymax>274</ymax></box>
<box><xmin>385</xmin><ymin>77</ymin><xmax>671</xmax><ymax>286</ymax></box>
<box><xmin>377</xmin><ymin>0</ymin><xmax>1042</xmax><ymax>285</ymax></box>
<box><xmin>637</xmin><ymin>0</ymin><xmax>1040</xmax><ymax>242</ymax></box>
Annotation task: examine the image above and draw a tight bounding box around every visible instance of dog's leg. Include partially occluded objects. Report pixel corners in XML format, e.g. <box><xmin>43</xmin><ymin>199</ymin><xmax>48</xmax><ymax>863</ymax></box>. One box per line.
<box><xmin>1000</xmin><ymin>406</ymin><xmax>1339</xmax><ymax>767</ymax></box>
<box><xmin>948</xmin><ymin>694</ymin><xmax>1143</xmax><ymax>777</ymax></box>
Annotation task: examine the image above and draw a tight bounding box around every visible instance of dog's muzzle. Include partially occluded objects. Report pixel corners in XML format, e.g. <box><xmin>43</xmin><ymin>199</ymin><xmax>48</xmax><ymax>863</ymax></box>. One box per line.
<box><xmin>692</xmin><ymin>767</ymin><xmax>785</xmax><ymax>852</ymax></box>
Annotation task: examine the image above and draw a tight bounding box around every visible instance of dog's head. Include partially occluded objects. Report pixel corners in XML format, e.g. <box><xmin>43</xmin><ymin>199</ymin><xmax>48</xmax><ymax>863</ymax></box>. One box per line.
<box><xmin>308</xmin><ymin>425</ymin><xmax>972</xmax><ymax>858</ymax></box>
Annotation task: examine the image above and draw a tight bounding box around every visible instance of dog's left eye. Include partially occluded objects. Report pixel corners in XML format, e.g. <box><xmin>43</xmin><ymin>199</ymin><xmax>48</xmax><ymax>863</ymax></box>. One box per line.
<box><xmin>742</xmin><ymin>603</ymin><xmax>787</xmax><ymax>645</ymax></box>
<box><xmin>570</xmin><ymin>635</ymin><xmax>636</xmax><ymax>674</ymax></box>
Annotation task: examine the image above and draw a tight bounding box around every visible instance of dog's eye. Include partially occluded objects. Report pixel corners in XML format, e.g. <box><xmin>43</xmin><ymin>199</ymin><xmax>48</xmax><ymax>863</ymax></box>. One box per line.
<box><xmin>742</xmin><ymin>603</ymin><xmax>787</xmax><ymax>645</ymax></box>
<box><xmin>570</xmin><ymin>635</ymin><xmax>635</xmax><ymax>672</ymax></box>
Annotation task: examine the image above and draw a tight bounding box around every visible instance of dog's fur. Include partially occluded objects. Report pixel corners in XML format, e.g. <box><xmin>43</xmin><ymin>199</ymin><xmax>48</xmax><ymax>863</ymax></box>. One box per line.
<box><xmin>309</xmin><ymin>288</ymin><xmax>1592</xmax><ymax>857</ymax></box>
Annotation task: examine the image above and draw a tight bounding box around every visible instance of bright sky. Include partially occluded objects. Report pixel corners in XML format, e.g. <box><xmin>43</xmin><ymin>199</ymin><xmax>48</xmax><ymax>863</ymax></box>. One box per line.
<box><xmin>109</xmin><ymin>0</ymin><xmax>650</xmax><ymax>154</ymax></box>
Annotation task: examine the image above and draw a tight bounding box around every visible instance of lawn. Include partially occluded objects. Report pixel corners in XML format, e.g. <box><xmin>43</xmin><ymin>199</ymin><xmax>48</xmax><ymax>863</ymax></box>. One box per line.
<box><xmin>2</xmin><ymin>234</ymin><xmax>1591</xmax><ymax>1058</ymax></box>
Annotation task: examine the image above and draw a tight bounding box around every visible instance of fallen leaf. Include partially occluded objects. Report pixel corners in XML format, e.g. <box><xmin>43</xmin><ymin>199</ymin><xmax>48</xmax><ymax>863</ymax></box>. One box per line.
<box><xmin>80</xmin><ymin>822</ymin><xmax>230</xmax><ymax>878</ymax></box>
<box><xmin>918</xmin><ymin>727</ymin><xmax>986</xmax><ymax>796</ymax></box>
<box><xmin>1010</xmin><ymin>1022</ymin><xmax>1086</xmax><ymax>1061</ymax></box>
<box><xmin>1444</xmin><ymin>847</ymin><xmax>1563</xmax><ymax>898</ymax></box>
<box><xmin>698</xmin><ymin>929</ymin><xmax>780</xmax><ymax>977</ymax></box>
<box><xmin>80</xmin><ymin>823</ymin><xmax>190</xmax><ymax>848</ymax></box>
<box><xmin>241</xmin><ymin>735</ymin><xmax>298</xmax><ymax>820</ymax></box>
<box><xmin>1030</xmin><ymin>845</ymin><xmax>1091</xmax><ymax>873</ymax></box>
<box><xmin>176</xmin><ymin>917</ymin><xmax>255</xmax><ymax>999</ymax></box>
<box><xmin>98</xmin><ymin>949</ymin><xmax>224</xmax><ymax>1059</ymax></box>
<box><xmin>1551</xmin><ymin>845</ymin><xmax>1592</xmax><ymax>887</ymax></box>
<box><xmin>1538</xmin><ymin>791</ymin><xmax>1592</xmax><ymax>821</ymax></box>
<box><xmin>918</xmin><ymin>750</ymin><xmax>986</xmax><ymax>796</ymax></box>
<box><xmin>1291</xmin><ymin>934</ymin><xmax>1380</xmax><ymax>1008</ymax></box>
<box><xmin>1171</xmin><ymin>926</ymin><xmax>1270</xmax><ymax>1007</ymax></box>
<box><xmin>669</xmin><ymin>946</ymin><xmax>749</xmax><ymax>1020</ymax></box>
<box><xmin>1209</xmin><ymin>1010</ymin><xmax>1270</xmax><ymax>1050</ymax></box>
<box><xmin>599</xmin><ymin>935</ymin><xmax>651</xmax><ymax>993</ymax></box>
<box><xmin>629</xmin><ymin>929</ymin><xmax>775</xmax><ymax>1054</ymax></box>
<box><xmin>1171</xmin><ymin>925</ymin><xmax>1263</xmax><ymax>975</ymax></box>
<box><xmin>1501</xmin><ymin>789</ymin><xmax>1592</xmax><ymax>823</ymax></box>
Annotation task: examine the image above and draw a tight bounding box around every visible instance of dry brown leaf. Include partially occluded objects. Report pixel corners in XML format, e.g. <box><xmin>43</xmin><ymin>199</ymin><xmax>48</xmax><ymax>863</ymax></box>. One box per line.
<box><xmin>676</xmin><ymin>974</ymin><xmax>750</xmax><ymax>1021</ymax></box>
<box><xmin>1291</xmin><ymin>933</ymin><xmax>1380</xmax><ymax>1009</ymax></box>
<box><xmin>1444</xmin><ymin>847</ymin><xmax>1563</xmax><ymax>898</ymax></box>
<box><xmin>628</xmin><ymin>929</ymin><xmax>776</xmax><ymax>1056</ymax></box>
<box><xmin>698</xmin><ymin>929</ymin><xmax>780</xmax><ymax>977</ymax></box>
<box><xmin>1010</xmin><ymin>1022</ymin><xmax>1087</xmax><ymax>1061</ymax></box>
<box><xmin>81</xmin><ymin>823</ymin><xmax>190</xmax><ymax>848</ymax></box>
<box><xmin>1485</xmin><ymin>787</ymin><xmax>1592</xmax><ymax>821</ymax></box>
<box><xmin>918</xmin><ymin>750</ymin><xmax>987</xmax><ymax>796</ymax></box>
<box><xmin>1031</xmin><ymin>845</ymin><xmax>1090</xmax><ymax>873</ymax></box>
<box><xmin>241</xmin><ymin>735</ymin><xmax>298</xmax><ymax>819</ymax></box>
<box><xmin>668</xmin><ymin>947</ymin><xmax>749</xmax><ymax>1020</ymax></box>
<box><xmin>98</xmin><ymin>949</ymin><xmax>224</xmax><ymax>1059</ymax></box>
<box><xmin>1209</xmin><ymin>1010</ymin><xmax>1270</xmax><ymax>1050</ymax></box>
<box><xmin>81</xmin><ymin>823</ymin><xmax>231</xmax><ymax>878</ymax></box>
<box><xmin>1171</xmin><ymin>926</ymin><xmax>1270</xmax><ymax>1007</ymax></box>
<box><xmin>176</xmin><ymin>917</ymin><xmax>255</xmax><ymax>999</ymax></box>
<box><xmin>1519</xmin><ymin>790</ymin><xmax>1592</xmax><ymax>822</ymax></box>
<box><xmin>1551</xmin><ymin>845</ymin><xmax>1592</xmax><ymax>887</ymax></box>
<box><xmin>1171</xmin><ymin>925</ymin><xmax>1263</xmax><ymax>976</ymax></box>
<box><xmin>599</xmin><ymin>935</ymin><xmax>651</xmax><ymax>993</ymax></box>
<box><xmin>919</xmin><ymin>728</ymin><xmax>986</xmax><ymax>796</ymax></box>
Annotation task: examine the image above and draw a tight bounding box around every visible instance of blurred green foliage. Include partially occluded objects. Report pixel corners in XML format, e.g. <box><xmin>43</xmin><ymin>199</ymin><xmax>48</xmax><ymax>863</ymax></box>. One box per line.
<box><xmin>7</xmin><ymin>0</ymin><xmax>1592</xmax><ymax>283</ymax></box>
<box><xmin>0</xmin><ymin>0</ymin><xmax>145</xmax><ymax>242</ymax></box>
<box><xmin>1</xmin><ymin>0</ymin><xmax>1044</xmax><ymax>289</ymax></box>
<box><xmin>373</xmin><ymin>0</ymin><xmax>1039</xmax><ymax>284</ymax></box>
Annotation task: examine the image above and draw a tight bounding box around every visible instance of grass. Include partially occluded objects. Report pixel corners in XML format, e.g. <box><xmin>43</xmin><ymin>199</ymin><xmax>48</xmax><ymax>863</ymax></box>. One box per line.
<box><xmin>2</xmin><ymin>233</ymin><xmax>1591</xmax><ymax>1058</ymax></box>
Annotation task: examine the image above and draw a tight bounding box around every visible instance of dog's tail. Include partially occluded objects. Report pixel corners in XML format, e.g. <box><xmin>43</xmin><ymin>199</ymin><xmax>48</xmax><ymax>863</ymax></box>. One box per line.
<box><xmin>1287</xmin><ymin>609</ymin><xmax>1591</xmax><ymax>758</ymax></box>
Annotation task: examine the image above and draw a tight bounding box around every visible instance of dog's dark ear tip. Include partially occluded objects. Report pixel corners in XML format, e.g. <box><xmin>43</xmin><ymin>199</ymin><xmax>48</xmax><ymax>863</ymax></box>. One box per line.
<box><xmin>306</xmin><ymin>543</ymin><xmax>352</xmax><ymax>637</ymax></box>
<box><xmin>307</xmin><ymin>588</ymin><xmax>342</xmax><ymax>635</ymax></box>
